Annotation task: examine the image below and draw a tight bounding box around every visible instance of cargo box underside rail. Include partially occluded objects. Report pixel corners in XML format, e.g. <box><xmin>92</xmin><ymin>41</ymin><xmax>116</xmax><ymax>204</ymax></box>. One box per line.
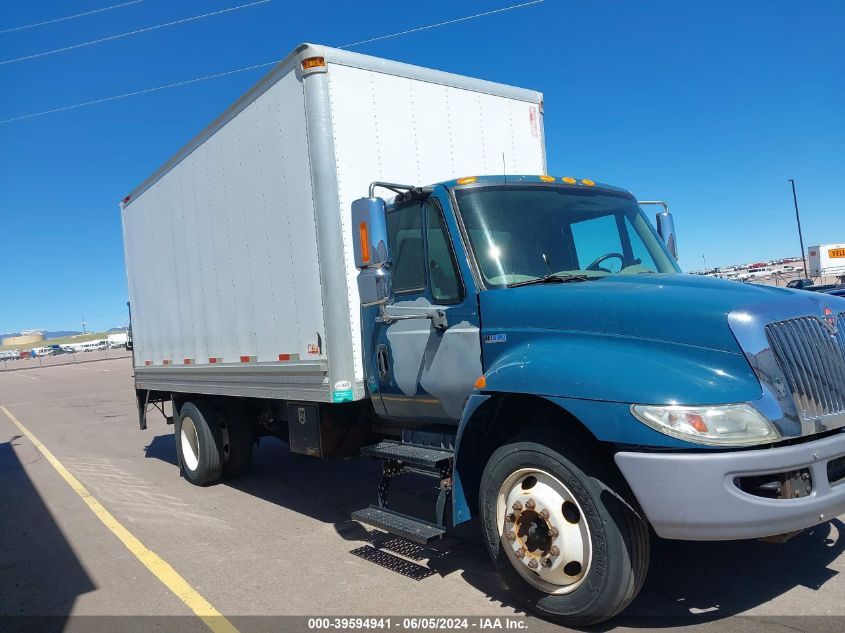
<box><xmin>134</xmin><ymin>362</ymin><xmax>337</xmax><ymax>402</ymax></box>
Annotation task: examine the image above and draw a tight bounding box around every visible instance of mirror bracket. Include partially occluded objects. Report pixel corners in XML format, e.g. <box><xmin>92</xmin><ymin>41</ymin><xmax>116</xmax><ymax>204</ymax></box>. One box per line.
<box><xmin>378</xmin><ymin>305</ymin><xmax>449</xmax><ymax>331</ymax></box>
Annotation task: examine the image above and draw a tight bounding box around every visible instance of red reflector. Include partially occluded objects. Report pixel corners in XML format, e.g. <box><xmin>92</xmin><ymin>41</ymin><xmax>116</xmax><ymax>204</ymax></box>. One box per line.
<box><xmin>162</xmin><ymin>359</ymin><xmax>171</xmax><ymax>365</ymax></box>
<box><xmin>122</xmin><ymin>195</ymin><xmax>131</xmax><ymax>204</ymax></box>
<box><xmin>209</xmin><ymin>357</ymin><xmax>219</xmax><ymax>364</ymax></box>
<box><xmin>240</xmin><ymin>355</ymin><xmax>255</xmax><ymax>363</ymax></box>
<box><xmin>278</xmin><ymin>354</ymin><xmax>290</xmax><ymax>361</ymax></box>
<box><xmin>183</xmin><ymin>358</ymin><xmax>192</xmax><ymax>365</ymax></box>
<box><xmin>144</xmin><ymin>360</ymin><xmax>151</xmax><ymax>366</ymax></box>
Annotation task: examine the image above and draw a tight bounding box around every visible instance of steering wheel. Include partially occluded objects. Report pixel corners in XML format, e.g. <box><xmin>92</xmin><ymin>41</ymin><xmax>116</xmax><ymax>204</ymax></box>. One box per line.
<box><xmin>586</xmin><ymin>252</ymin><xmax>624</xmax><ymax>272</ymax></box>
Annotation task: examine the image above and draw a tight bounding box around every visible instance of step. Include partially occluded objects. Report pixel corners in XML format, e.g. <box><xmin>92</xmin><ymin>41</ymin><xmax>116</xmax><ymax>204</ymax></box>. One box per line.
<box><xmin>352</xmin><ymin>506</ymin><xmax>446</xmax><ymax>545</ymax></box>
<box><xmin>361</xmin><ymin>440</ymin><xmax>453</xmax><ymax>468</ymax></box>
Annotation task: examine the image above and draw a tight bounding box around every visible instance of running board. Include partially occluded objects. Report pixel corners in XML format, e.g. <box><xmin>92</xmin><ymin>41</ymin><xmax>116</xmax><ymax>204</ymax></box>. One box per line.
<box><xmin>360</xmin><ymin>440</ymin><xmax>453</xmax><ymax>468</ymax></box>
<box><xmin>352</xmin><ymin>506</ymin><xmax>446</xmax><ymax>545</ymax></box>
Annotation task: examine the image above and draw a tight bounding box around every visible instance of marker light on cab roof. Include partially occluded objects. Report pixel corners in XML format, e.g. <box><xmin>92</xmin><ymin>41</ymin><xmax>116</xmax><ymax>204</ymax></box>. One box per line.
<box><xmin>457</xmin><ymin>176</ymin><xmax>477</xmax><ymax>185</ymax></box>
<box><xmin>581</xmin><ymin>179</ymin><xmax>596</xmax><ymax>186</ymax></box>
<box><xmin>562</xmin><ymin>177</ymin><xmax>576</xmax><ymax>184</ymax></box>
<box><xmin>539</xmin><ymin>175</ymin><xmax>555</xmax><ymax>182</ymax></box>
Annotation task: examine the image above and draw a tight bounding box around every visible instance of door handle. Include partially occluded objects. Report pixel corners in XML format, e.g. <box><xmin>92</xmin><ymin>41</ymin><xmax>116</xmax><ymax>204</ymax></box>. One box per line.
<box><xmin>376</xmin><ymin>344</ymin><xmax>389</xmax><ymax>380</ymax></box>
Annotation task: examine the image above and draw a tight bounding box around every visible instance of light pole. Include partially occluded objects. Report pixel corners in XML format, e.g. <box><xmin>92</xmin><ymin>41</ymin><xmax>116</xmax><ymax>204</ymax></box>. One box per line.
<box><xmin>788</xmin><ymin>179</ymin><xmax>809</xmax><ymax>279</ymax></box>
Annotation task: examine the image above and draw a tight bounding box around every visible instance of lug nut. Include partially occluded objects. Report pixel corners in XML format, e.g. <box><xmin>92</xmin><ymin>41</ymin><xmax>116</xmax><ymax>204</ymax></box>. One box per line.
<box><xmin>515</xmin><ymin>548</ymin><xmax>526</xmax><ymax>559</ymax></box>
<box><xmin>528</xmin><ymin>559</ymin><xmax>539</xmax><ymax>569</ymax></box>
<box><xmin>539</xmin><ymin>508</ymin><xmax>549</xmax><ymax>520</ymax></box>
<box><xmin>512</xmin><ymin>501</ymin><xmax>523</xmax><ymax>512</ymax></box>
<box><xmin>525</xmin><ymin>499</ymin><xmax>536</xmax><ymax>510</ymax></box>
<box><xmin>549</xmin><ymin>545</ymin><xmax>560</xmax><ymax>556</ymax></box>
<box><xmin>505</xmin><ymin>513</ymin><xmax>516</xmax><ymax>524</ymax></box>
<box><xmin>506</xmin><ymin>531</ymin><xmax>516</xmax><ymax>542</ymax></box>
<box><xmin>549</xmin><ymin>527</ymin><xmax>559</xmax><ymax>538</ymax></box>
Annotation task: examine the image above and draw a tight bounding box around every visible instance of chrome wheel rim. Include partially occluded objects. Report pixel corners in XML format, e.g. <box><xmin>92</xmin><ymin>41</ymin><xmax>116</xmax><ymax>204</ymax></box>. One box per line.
<box><xmin>497</xmin><ymin>468</ymin><xmax>592</xmax><ymax>593</ymax></box>
<box><xmin>180</xmin><ymin>415</ymin><xmax>200</xmax><ymax>472</ymax></box>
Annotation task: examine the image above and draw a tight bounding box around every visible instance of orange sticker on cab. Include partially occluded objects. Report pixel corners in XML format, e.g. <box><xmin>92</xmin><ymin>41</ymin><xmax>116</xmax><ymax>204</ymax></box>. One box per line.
<box><xmin>829</xmin><ymin>248</ymin><xmax>845</xmax><ymax>258</ymax></box>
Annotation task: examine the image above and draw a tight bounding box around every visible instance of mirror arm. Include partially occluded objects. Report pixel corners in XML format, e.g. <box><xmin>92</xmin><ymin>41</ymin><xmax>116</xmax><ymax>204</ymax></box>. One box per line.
<box><xmin>378</xmin><ymin>304</ymin><xmax>448</xmax><ymax>331</ymax></box>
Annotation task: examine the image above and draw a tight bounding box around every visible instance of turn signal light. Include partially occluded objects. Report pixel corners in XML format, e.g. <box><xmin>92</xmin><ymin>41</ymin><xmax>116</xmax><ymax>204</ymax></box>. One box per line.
<box><xmin>359</xmin><ymin>222</ymin><xmax>370</xmax><ymax>264</ymax></box>
<box><xmin>474</xmin><ymin>375</ymin><xmax>487</xmax><ymax>389</ymax></box>
<box><xmin>301</xmin><ymin>56</ymin><xmax>326</xmax><ymax>70</ymax></box>
<box><xmin>457</xmin><ymin>176</ymin><xmax>478</xmax><ymax>185</ymax></box>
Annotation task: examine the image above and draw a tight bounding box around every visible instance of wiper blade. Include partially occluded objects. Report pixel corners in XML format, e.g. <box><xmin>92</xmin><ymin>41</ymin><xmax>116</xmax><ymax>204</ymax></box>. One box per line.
<box><xmin>507</xmin><ymin>274</ymin><xmax>591</xmax><ymax>288</ymax></box>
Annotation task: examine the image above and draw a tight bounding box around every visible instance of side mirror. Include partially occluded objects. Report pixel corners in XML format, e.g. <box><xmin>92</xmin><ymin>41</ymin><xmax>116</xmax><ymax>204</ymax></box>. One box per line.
<box><xmin>639</xmin><ymin>200</ymin><xmax>678</xmax><ymax>260</ymax></box>
<box><xmin>656</xmin><ymin>210</ymin><xmax>678</xmax><ymax>260</ymax></box>
<box><xmin>352</xmin><ymin>197</ymin><xmax>391</xmax><ymax>269</ymax></box>
<box><xmin>357</xmin><ymin>267</ymin><xmax>393</xmax><ymax>307</ymax></box>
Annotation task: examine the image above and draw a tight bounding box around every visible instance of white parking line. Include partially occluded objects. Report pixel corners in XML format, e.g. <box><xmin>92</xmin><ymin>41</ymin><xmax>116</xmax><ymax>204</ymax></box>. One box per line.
<box><xmin>7</xmin><ymin>372</ymin><xmax>37</xmax><ymax>381</ymax></box>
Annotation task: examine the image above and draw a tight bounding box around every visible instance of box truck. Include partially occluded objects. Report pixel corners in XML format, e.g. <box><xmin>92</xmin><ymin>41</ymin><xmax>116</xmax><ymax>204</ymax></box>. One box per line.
<box><xmin>122</xmin><ymin>43</ymin><xmax>845</xmax><ymax>625</ymax></box>
<box><xmin>809</xmin><ymin>243</ymin><xmax>845</xmax><ymax>279</ymax></box>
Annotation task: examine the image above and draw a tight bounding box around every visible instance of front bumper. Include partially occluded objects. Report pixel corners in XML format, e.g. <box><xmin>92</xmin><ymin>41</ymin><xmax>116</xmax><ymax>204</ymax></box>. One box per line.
<box><xmin>615</xmin><ymin>431</ymin><xmax>845</xmax><ymax>540</ymax></box>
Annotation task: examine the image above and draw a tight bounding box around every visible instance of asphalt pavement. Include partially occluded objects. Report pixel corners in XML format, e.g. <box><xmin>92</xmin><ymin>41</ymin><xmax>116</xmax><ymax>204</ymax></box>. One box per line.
<box><xmin>1</xmin><ymin>357</ymin><xmax>844</xmax><ymax>633</ymax></box>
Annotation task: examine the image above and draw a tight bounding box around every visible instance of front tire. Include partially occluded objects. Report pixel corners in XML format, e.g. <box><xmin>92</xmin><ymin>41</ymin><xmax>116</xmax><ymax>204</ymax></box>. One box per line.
<box><xmin>479</xmin><ymin>434</ymin><xmax>649</xmax><ymax>627</ymax></box>
<box><xmin>175</xmin><ymin>401</ymin><xmax>223</xmax><ymax>486</ymax></box>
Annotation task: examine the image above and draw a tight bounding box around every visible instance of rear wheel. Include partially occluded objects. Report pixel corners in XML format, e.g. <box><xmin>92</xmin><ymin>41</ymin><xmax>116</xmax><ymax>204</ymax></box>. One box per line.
<box><xmin>175</xmin><ymin>401</ymin><xmax>223</xmax><ymax>486</ymax></box>
<box><xmin>480</xmin><ymin>434</ymin><xmax>650</xmax><ymax>626</ymax></box>
<box><xmin>220</xmin><ymin>403</ymin><xmax>253</xmax><ymax>478</ymax></box>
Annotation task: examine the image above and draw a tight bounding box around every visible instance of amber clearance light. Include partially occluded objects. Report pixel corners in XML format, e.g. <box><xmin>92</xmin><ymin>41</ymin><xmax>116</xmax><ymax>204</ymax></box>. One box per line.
<box><xmin>301</xmin><ymin>56</ymin><xmax>326</xmax><ymax>70</ymax></box>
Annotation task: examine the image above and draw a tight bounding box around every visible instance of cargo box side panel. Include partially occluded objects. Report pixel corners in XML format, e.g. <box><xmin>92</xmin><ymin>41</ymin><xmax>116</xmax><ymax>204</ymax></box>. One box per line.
<box><xmin>123</xmin><ymin>70</ymin><xmax>328</xmax><ymax>383</ymax></box>
<box><xmin>327</xmin><ymin>63</ymin><xmax>545</xmax><ymax>383</ymax></box>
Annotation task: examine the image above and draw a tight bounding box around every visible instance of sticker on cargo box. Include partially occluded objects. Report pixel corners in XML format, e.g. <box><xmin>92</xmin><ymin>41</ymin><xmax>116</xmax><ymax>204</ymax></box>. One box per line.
<box><xmin>332</xmin><ymin>389</ymin><xmax>353</xmax><ymax>403</ymax></box>
<box><xmin>829</xmin><ymin>248</ymin><xmax>845</xmax><ymax>258</ymax></box>
<box><xmin>484</xmin><ymin>333</ymin><xmax>507</xmax><ymax>344</ymax></box>
<box><xmin>307</xmin><ymin>343</ymin><xmax>320</xmax><ymax>355</ymax></box>
<box><xmin>334</xmin><ymin>380</ymin><xmax>352</xmax><ymax>391</ymax></box>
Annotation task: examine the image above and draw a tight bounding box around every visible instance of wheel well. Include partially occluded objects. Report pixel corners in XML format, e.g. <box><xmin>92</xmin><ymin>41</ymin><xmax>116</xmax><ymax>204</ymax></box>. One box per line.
<box><xmin>456</xmin><ymin>393</ymin><xmax>614</xmax><ymax>520</ymax></box>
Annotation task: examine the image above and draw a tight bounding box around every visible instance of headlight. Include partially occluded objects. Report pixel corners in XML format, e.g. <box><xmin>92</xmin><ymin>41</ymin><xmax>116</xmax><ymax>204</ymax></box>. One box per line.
<box><xmin>631</xmin><ymin>403</ymin><xmax>780</xmax><ymax>446</ymax></box>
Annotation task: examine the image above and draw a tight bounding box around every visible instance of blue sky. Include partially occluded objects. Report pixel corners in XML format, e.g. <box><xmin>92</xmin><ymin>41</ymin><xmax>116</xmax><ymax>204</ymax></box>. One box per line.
<box><xmin>0</xmin><ymin>0</ymin><xmax>842</xmax><ymax>332</ymax></box>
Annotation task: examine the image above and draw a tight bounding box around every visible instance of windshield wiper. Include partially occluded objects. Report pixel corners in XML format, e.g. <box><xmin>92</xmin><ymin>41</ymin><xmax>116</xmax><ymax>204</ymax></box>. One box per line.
<box><xmin>507</xmin><ymin>274</ymin><xmax>591</xmax><ymax>288</ymax></box>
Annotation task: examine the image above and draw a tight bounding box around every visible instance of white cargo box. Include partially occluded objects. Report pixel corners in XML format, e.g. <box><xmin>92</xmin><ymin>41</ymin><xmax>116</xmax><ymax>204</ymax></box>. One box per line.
<box><xmin>809</xmin><ymin>244</ymin><xmax>845</xmax><ymax>278</ymax></box>
<box><xmin>121</xmin><ymin>43</ymin><xmax>545</xmax><ymax>404</ymax></box>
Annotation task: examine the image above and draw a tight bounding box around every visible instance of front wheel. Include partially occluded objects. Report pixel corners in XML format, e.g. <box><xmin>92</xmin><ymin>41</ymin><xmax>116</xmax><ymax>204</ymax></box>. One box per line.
<box><xmin>479</xmin><ymin>435</ymin><xmax>650</xmax><ymax>627</ymax></box>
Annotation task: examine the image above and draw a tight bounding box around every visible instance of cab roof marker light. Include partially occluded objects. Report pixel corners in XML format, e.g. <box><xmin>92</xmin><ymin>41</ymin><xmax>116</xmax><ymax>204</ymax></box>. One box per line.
<box><xmin>457</xmin><ymin>176</ymin><xmax>477</xmax><ymax>185</ymax></box>
<box><xmin>581</xmin><ymin>179</ymin><xmax>596</xmax><ymax>186</ymax></box>
<box><xmin>562</xmin><ymin>177</ymin><xmax>576</xmax><ymax>184</ymax></box>
<box><xmin>539</xmin><ymin>175</ymin><xmax>555</xmax><ymax>182</ymax></box>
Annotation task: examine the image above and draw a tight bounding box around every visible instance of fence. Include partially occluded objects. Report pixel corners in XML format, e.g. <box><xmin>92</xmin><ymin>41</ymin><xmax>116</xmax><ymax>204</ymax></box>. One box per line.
<box><xmin>0</xmin><ymin>347</ymin><xmax>132</xmax><ymax>372</ymax></box>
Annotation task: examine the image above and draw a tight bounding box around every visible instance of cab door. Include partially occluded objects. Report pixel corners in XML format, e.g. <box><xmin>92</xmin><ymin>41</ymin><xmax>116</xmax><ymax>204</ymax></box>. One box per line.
<box><xmin>370</xmin><ymin>195</ymin><xmax>481</xmax><ymax>424</ymax></box>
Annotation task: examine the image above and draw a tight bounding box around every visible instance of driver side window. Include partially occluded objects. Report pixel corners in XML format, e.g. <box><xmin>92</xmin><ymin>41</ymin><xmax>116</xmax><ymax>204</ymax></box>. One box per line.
<box><xmin>570</xmin><ymin>214</ymin><xmax>624</xmax><ymax>272</ymax></box>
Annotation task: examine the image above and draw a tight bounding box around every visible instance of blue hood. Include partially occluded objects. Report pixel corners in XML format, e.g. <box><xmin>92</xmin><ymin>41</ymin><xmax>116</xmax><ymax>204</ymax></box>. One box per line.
<box><xmin>480</xmin><ymin>273</ymin><xmax>796</xmax><ymax>354</ymax></box>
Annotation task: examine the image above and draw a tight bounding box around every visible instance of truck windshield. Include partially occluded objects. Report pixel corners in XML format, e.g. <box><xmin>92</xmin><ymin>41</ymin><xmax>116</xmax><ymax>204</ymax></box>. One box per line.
<box><xmin>454</xmin><ymin>185</ymin><xmax>680</xmax><ymax>287</ymax></box>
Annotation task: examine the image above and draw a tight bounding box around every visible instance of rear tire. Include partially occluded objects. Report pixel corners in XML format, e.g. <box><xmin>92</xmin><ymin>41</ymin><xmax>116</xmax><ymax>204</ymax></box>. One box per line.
<box><xmin>221</xmin><ymin>403</ymin><xmax>253</xmax><ymax>478</ymax></box>
<box><xmin>479</xmin><ymin>433</ymin><xmax>650</xmax><ymax>627</ymax></box>
<box><xmin>175</xmin><ymin>401</ymin><xmax>223</xmax><ymax>486</ymax></box>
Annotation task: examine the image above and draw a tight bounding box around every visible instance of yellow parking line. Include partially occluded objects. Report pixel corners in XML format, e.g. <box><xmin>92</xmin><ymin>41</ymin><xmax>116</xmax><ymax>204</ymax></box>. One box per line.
<box><xmin>1</xmin><ymin>405</ymin><xmax>239</xmax><ymax>633</ymax></box>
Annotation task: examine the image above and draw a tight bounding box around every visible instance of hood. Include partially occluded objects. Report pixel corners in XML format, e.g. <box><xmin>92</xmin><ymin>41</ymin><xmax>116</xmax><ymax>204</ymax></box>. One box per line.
<box><xmin>479</xmin><ymin>273</ymin><xmax>797</xmax><ymax>353</ymax></box>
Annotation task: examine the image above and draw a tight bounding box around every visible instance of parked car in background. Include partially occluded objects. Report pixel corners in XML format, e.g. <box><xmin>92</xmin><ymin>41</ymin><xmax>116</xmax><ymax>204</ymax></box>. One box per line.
<box><xmin>787</xmin><ymin>278</ymin><xmax>815</xmax><ymax>289</ymax></box>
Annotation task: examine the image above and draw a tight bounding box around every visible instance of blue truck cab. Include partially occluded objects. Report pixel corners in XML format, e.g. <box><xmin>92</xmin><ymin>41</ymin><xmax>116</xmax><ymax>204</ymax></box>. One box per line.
<box><xmin>351</xmin><ymin>175</ymin><xmax>845</xmax><ymax>625</ymax></box>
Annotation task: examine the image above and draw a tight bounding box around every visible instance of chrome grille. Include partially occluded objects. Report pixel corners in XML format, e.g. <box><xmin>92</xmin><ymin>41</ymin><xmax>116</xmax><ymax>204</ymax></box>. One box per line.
<box><xmin>765</xmin><ymin>314</ymin><xmax>845</xmax><ymax>419</ymax></box>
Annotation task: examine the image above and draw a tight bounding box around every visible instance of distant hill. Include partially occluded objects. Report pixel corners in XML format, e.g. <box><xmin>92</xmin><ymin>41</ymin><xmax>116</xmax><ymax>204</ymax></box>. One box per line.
<box><xmin>1</xmin><ymin>330</ymin><xmax>81</xmax><ymax>340</ymax></box>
